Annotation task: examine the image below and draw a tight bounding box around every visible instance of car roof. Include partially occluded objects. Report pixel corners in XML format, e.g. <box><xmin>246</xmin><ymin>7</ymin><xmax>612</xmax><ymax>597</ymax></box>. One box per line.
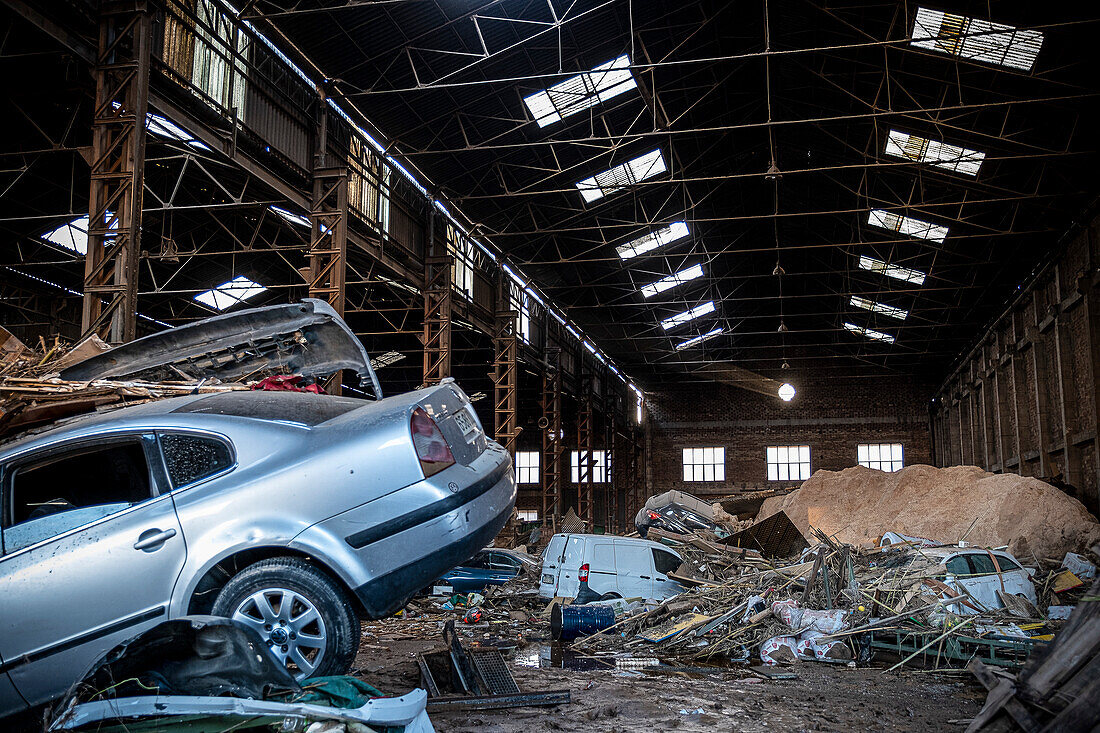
<box><xmin>0</xmin><ymin>391</ymin><xmax>367</xmax><ymax>458</ymax></box>
<box><xmin>916</xmin><ymin>547</ymin><xmax>1013</xmax><ymax>559</ymax></box>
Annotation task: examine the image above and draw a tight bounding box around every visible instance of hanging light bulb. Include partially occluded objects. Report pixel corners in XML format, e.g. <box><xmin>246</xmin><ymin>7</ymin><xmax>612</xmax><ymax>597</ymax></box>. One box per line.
<box><xmin>777</xmin><ymin>320</ymin><xmax>788</xmax><ymax>333</ymax></box>
<box><xmin>778</xmin><ymin>383</ymin><xmax>796</xmax><ymax>402</ymax></box>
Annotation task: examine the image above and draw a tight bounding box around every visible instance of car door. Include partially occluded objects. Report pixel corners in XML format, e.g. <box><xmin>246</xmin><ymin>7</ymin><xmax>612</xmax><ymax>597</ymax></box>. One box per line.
<box><xmin>964</xmin><ymin>553</ymin><xmax>1004</xmax><ymax>611</ymax></box>
<box><xmin>992</xmin><ymin>553</ymin><xmax>1038</xmax><ymax>604</ymax></box>
<box><xmin>0</xmin><ymin>432</ymin><xmax>186</xmax><ymax>707</ymax></box>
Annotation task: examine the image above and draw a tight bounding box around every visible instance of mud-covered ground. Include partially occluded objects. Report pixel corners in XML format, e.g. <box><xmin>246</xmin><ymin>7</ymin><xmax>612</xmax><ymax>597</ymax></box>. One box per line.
<box><xmin>355</xmin><ymin>618</ymin><xmax>986</xmax><ymax>732</ymax></box>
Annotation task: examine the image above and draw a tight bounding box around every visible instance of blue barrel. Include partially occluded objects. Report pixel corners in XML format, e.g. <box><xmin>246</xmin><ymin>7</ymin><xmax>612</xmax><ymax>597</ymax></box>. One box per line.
<box><xmin>551</xmin><ymin>603</ymin><xmax>617</xmax><ymax>641</ymax></box>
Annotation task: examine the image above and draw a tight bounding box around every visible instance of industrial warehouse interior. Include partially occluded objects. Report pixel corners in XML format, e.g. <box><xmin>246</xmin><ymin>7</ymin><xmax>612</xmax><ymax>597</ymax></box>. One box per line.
<box><xmin>1</xmin><ymin>0</ymin><xmax>1099</xmax><ymax>731</ymax></box>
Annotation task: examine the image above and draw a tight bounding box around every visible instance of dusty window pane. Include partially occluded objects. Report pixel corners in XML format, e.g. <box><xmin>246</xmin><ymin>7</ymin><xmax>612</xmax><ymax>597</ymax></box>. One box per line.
<box><xmin>161</xmin><ymin>434</ymin><xmax>232</xmax><ymax>487</ymax></box>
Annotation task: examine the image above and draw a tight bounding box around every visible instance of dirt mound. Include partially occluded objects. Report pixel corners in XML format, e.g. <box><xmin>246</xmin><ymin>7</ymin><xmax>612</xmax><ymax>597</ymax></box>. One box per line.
<box><xmin>757</xmin><ymin>464</ymin><xmax>1100</xmax><ymax>561</ymax></box>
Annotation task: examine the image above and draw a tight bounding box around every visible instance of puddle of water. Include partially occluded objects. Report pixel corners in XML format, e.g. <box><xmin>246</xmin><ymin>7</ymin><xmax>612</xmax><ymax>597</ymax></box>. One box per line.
<box><xmin>512</xmin><ymin>644</ymin><xmax>660</xmax><ymax>671</ymax></box>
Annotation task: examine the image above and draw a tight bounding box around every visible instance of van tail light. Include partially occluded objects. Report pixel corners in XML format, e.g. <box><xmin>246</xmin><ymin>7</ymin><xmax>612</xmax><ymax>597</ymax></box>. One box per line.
<box><xmin>411</xmin><ymin>407</ymin><xmax>455</xmax><ymax>478</ymax></box>
<box><xmin>647</xmin><ymin>511</ymin><xmax>661</xmax><ymax>521</ymax></box>
<box><xmin>579</xmin><ymin>563</ymin><xmax>590</xmax><ymax>583</ymax></box>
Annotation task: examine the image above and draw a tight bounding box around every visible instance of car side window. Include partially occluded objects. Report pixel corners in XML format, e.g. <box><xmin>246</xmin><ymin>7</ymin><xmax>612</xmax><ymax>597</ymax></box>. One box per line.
<box><xmin>652</xmin><ymin>549</ymin><xmax>681</xmax><ymax>576</ymax></box>
<box><xmin>994</xmin><ymin>554</ymin><xmax>1022</xmax><ymax>571</ymax></box>
<box><xmin>159</xmin><ymin>433</ymin><xmax>233</xmax><ymax>488</ymax></box>
<box><xmin>2</xmin><ymin>439</ymin><xmax>155</xmax><ymax>554</ymax></box>
<box><xmin>945</xmin><ymin>555</ymin><xmax>972</xmax><ymax>576</ymax></box>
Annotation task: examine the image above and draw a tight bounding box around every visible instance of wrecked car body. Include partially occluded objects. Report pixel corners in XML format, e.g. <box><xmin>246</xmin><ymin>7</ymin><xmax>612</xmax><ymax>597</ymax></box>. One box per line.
<box><xmin>634</xmin><ymin>489</ymin><xmax>727</xmax><ymax>539</ymax></box>
<box><xmin>922</xmin><ymin>547</ymin><xmax>1038</xmax><ymax>614</ymax></box>
<box><xmin>0</xmin><ymin>304</ymin><xmax>515</xmax><ymax>720</ymax></box>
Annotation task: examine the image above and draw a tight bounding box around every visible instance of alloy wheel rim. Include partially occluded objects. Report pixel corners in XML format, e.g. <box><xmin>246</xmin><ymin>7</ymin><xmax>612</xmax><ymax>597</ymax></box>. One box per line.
<box><xmin>231</xmin><ymin>587</ymin><xmax>327</xmax><ymax>678</ymax></box>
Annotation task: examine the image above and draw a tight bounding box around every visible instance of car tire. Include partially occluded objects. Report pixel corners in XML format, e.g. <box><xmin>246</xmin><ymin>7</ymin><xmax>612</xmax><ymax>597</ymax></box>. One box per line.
<box><xmin>211</xmin><ymin>556</ymin><xmax>360</xmax><ymax>680</ymax></box>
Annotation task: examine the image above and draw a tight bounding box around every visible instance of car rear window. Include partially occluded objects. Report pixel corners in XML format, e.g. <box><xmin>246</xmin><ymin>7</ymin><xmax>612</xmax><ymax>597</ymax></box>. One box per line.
<box><xmin>173</xmin><ymin>392</ymin><xmax>364</xmax><ymax>426</ymax></box>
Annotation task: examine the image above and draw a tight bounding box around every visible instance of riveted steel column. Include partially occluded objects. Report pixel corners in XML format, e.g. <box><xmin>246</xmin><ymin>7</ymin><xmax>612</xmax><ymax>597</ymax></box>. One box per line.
<box><xmin>82</xmin><ymin>0</ymin><xmax>151</xmax><ymax>343</ymax></box>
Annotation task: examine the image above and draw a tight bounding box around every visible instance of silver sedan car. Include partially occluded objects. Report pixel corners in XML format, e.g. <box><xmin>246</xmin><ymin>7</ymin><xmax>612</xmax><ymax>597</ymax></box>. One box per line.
<box><xmin>0</xmin><ymin>381</ymin><xmax>515</xmax><ymax>718</ymax></box>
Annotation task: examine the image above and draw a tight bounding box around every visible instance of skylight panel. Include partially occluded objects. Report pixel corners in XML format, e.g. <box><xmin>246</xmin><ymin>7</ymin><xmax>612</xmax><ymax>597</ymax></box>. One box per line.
<box><xmin>270</xmin><ymin>205</ymin><xmax>310</xmax><ymax>228</ymax></box>
<box><xmin>868</xmin><ymin>209</ymin><xmax>948</xmax><ymax>243</ymax></box>
<box><xmin>524</xmin><ymin>55</ymin><xmax>637</xmax><ymax>127</ymax></box>
<box><xmin>843</xmin><ymin>321</ymin><xmax>896</xmax><ymax>344</ymax></box>
<box><xmin>641</xmin><ymin>264</ymin><xmax>704</xmax><ymax>298</ymax></box>
<box><xmin>616</xmin><ymin>222</ymin><xmax>689</xmax><ymax>259</ymax></box>
<box><xmin>675</xmin><ymin>327</ymin><xmax>724</xmax><ymax>350</ymax></box>
<box><xmin>146</xmin><ymin>112</ymin><xmax>209</xmax><ymax>150</ymax></box>
<box><xmin>858</xmin><ymin>255</ymin><xmax>927</xmax><ymax>285</ymax></box>
<box><xmin>850</xmin><ymin>296</ymin><xmax>909</xmax><ymax>320</ymax></box>
<box><xmin>576</xmin><ymin>149</ymin><xmax>667</xmax><ymax>203</ymax></box>
<box><xmin>42</xmin><ymin>215</ymin><xmax>90</xmax><ymax>255</ymax></box>
<box><xmin>194</xmin><ymin>275</ymin><xmax>267</xmax><ymax>311</ymax></box>
<box><xmin>911</xmin><ymin>8</ymin><xmax>1043</xmax><ymax>71</ymax></box>
<box><xmin>660</xmin><ymin>301</ymin><xmax>715</xmax><ymax>331</ymax></box>
<box><xmin>885</xmin><ymin>130</ymin><xmax>985</xmax><ymax>176</ymax></box>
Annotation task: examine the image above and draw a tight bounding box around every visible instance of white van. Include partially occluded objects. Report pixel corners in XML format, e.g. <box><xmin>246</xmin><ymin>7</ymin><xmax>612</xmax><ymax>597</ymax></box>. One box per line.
<box><xmin>538</xmin><ymin>533</ymin><xmax>687</xmax><ymax>602</ymax></box>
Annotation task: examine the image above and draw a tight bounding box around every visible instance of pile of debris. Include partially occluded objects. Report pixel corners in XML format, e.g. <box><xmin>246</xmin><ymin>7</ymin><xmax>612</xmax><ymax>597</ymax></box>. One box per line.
<box><xmin>761</xmin><ymin>464</ymin><xmax>1100</xmax><ymax>559</ymax></box>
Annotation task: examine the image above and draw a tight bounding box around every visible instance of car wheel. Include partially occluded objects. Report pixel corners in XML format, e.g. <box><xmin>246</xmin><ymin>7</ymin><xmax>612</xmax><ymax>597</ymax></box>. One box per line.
<box><xmin>211</xmin><ymin>556</ymin><xmax>360</xmax><ymax>680</ymax></box>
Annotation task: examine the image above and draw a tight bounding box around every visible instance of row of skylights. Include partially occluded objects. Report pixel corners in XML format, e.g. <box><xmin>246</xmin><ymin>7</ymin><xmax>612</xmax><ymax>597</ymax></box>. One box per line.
<box><xmin>524</xmin><ymin>55</ymin><xmax>637</xmax><ymax>128</ymax></box>
<box><xmin>616</xmin><ymin>221</ymin><xmax>689</xmax><ymax>259</ymax></box>
<box><xmin>843</xmin><ymin>321</ymin><xmax>895</xmax><ymax>344</ymax></box>
<box><xmin>885</xmin><ymin>129</ymin><xmax>985</xmax><ymax>177</ymax></box>
<box><xmin>675</xmin><ymin>327</ymin><xmax>724</xmax><ymax>350</ymax></box>
<box><xmin>858</xmin><ymin>255</ymin><xmax>927</xmax><ymax>285</ymax></box>
<box><xmin>850</xmin><ymin>296</ymin><xmax>909</xmax><ymax>321</ymax></box>
<box><xmin>660</xmin><ymin>301</ymin><xmax>715</xmax><ymax>331</ymax></box>
<box><xmin>193</xmin><ymin>275</ymin><xmax>267</xmax><ymax>311</ymax></box>
<box><xmin>911</xmin><ymin>7</ymin><xmax>1044</xmax><ymax>71</ymax></box>
<box><xmin>641</xmin><ymin>264</ymin><xmax>704</xmax><ymax>298</ymax></box>
<box><xmin>576</xmin><ymin>149</ymin><xmax>667</xmax><ymax>203</ymax></box>
<box><xmin>868</xmin><ymin>209</ymin><xmax>948</xmax><ymax>243</ymax></box>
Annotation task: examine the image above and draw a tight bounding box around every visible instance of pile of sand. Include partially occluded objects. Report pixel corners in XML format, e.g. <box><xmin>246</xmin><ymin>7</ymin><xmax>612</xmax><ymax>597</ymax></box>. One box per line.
<box><xmin>757</xmin><ymin>464</ymin><xmax>1100</xmax><ymax>561</ymax></box>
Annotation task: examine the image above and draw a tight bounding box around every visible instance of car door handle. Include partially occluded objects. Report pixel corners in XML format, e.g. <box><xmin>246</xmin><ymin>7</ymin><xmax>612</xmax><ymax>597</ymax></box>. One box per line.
<box><xmin>639</xmin><ymin>575</ymin><xmax>651</xmax><ymax>579</ymax></box>
<box><xmin>134</xmin><ymin>528</ymin><xmax>177</xmax><ymax>551</ymax></box>
<box><xmin>656</xmin><ymin>577</ymin><xmax>666</xmax><ymax>582</ymax></box>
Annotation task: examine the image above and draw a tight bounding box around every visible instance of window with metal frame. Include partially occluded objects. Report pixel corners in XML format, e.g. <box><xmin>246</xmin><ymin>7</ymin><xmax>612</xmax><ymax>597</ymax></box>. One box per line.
<box><xmin>682</xmin><ymin>447</ymin><xmax>725</xmax><ymax>482</ymax></box>
<box><xmin>766</xmin><ymin>445</ymin><xmax>811</xmax><ymax>481</ymax></box>
<box><xmin>570</xmin><ymin>450</ymin><xmax>610</xmax><ymax>483</ymax></box>
<box><xmin>514</xmin><ymin>451</ymin><xmax>540</xmax><ymax>484</ymax></box>
<box><xmin>858</xmin><ymin>443</ymin><xmax>904</xmax><ymax>472</ymax></box>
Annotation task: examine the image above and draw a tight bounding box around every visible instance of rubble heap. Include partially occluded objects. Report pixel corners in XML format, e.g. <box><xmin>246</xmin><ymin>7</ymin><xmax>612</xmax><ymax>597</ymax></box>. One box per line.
<box><xmin>759</xmin><ymin>464</ymin><xmax>1100</xmax><ymax>560</ymax></box>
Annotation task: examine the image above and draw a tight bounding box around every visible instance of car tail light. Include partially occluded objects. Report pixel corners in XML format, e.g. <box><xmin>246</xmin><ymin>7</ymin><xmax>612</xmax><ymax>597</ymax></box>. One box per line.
<box><xmin>410</xmin><ymin>407</ymin><xmax>455</xmax><ymax>478</ymax></box>
<box><xmin>578</xmin><ymin>563</ymin><xmax>589</xmax><ymax>583</ymax></box>
<box><xmin>647</xmin><ymin>511</ymin><xmax>660</xmax><ymax>521</ymax></box>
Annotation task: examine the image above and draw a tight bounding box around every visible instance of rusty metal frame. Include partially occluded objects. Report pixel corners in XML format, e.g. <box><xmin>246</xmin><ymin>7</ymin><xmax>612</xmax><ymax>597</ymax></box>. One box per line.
<box><xmin>576</xmin><ymin>368</ymin><xmax>594</xmax><ymax>527</ymax></box>
<box><xmin>492</xmin><ymin>276</ymin><xmax>519</xmax><ymax>455</ymax></box>
<box><xmin>422</xmin><ymin>209</ymin><xmax>453</xmax><ymax>386</ymax></box>
<box><xmin>82</xmin><ymin>0</ymin><xmax>151</xmax><ymax>343</ymax></box>
<box><xmin>540</xmin><ymin>345</ymin><xmax>563</xmax><ymax>533</ymax></box>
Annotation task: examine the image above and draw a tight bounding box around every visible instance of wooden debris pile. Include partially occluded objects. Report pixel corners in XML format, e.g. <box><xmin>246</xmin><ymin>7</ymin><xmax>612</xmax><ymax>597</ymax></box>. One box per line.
<box><xmin>0</xmin><ymin>329</ymin><xmax>249</xmax><ymax>438</ymax></box>
<box><xmin>568</xmin><ymin>527</ymin><xmax>1062</xmax><ymax>671</ymax></box>
<box><xmin>966</xmin><ymin>573</ymin><xmax>1100</xmax><ymax>731</ymax></box>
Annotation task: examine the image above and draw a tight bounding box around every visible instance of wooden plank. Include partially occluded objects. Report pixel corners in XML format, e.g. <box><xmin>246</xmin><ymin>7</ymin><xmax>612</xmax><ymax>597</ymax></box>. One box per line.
<box><xmin>966</xmin><ymin>660</ymin><xmax>1041</xmax><ymax>733</ymax></box>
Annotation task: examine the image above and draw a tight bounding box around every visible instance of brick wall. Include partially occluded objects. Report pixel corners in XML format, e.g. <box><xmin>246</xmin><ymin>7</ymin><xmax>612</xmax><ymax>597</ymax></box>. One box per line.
<box><xmin>645</xmin><ymin>375</ymin><xmax>933</xmax><ymax>493</ymax></box>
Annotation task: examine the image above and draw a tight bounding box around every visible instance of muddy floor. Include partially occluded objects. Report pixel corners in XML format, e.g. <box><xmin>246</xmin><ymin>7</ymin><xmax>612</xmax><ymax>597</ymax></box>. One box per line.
<box><xmin>355</xmin><ymin>618</ymin><xmax>986</xmax><ymax>732</ymax></box>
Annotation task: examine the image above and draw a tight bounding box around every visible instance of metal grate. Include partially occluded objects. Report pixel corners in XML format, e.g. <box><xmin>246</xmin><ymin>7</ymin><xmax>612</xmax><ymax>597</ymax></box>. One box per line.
<box><xmin>468</xmin><ymin>650</ymin><xmax>520</xmax><ymax>696</ymax></box>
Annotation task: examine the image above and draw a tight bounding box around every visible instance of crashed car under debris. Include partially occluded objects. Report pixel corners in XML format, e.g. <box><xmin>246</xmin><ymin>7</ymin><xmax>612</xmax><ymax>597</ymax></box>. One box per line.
<box><xmin>0</xmin><ymin>301</ymin><xmax>515</xmax><ymax>720</ymax></box>
<box><xmin>634</xmin><ymin>490</ymin><xmax>727</xmax><ymax>539</ymax></box>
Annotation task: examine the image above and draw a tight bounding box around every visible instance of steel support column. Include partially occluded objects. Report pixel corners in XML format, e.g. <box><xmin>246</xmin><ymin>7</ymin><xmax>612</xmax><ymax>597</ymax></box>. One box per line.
<box><xmin>82</xmin><ymin>0</ymin><xmax>151</xmax><ymax>343</ymax></box>
<box><xmin>493</xmin><ymin>281</ymin><xmax>519</xmax><ymax>455</ymax></box>
<box><xmin>540</xmin><ymin>347</ymin><xmax>563</xmax><ymax>534</ymax></box>
<box><xmin>576</xmin><ymin>371</ymin><xmax>594</xmax><ymax>528</ymax></box>
<box><xmin>422</xmin><ymin>211</ymin><xmax>452</xmax><ymax>386</ymax></box>
<box><xmin>603</xmin><ymin>392</ymin><xmax>617</xmax><ymax>534</ymax></box>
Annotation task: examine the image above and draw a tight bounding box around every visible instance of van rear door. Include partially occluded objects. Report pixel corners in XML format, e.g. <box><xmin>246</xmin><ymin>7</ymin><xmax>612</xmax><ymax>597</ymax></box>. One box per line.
<box><xmin>556</xmin><ymin>535</ymin><xmax>587</xmax><ymax>599</ymax></box>
<box><xmin>539</xmin><ymin>535</ymin><xmax>567</xmax><ymax>598</ymax></box>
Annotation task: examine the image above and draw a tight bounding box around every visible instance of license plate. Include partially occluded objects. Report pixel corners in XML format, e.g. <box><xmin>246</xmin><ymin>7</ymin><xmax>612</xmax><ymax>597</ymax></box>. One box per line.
<box><xmin>542</xmin><ymin>574</ymin><xmax>554</xmax><ymax>585</ymax></box>
<box><xmin>452</xmin><ymin>409</ymin><xmax>476</xmax><ymax>437</ymax></box>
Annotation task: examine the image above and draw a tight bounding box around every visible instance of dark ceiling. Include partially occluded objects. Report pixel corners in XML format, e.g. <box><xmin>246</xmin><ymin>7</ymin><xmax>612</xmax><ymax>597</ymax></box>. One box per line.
<box><xmin>252</xmin><ymin>0</ymin><xmax>1099</xmax><ymax>382</ymax></box>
